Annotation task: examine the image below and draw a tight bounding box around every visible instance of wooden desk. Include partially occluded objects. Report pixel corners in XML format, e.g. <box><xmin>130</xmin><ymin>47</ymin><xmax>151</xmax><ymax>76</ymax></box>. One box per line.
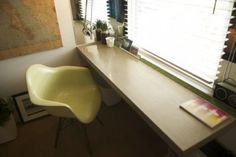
<box><xmin>77</xmin><ymin>43</ymin><xmax>235</xmax><ymax>156</ymax></box>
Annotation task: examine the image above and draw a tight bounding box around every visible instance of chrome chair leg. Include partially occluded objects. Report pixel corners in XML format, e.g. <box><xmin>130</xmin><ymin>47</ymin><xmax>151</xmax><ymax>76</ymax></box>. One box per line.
<box><xmin>96</xmin><ymin>116</ymin><xmax>104</xmax><ymax>126</ymax></box>
<box><xmin>82</xmin><ymin>124</ymin><xmax>92</xmax><ymax>154</ymax></box>
<box><xmin>54</xmin><ymin>117</ymin><xmax>94</xmax><ymax>155</ymax></box>
<box><xmin>54</xmin><ymin>117</ymin><xmax>63</xmax><ymax>148</ymax></box>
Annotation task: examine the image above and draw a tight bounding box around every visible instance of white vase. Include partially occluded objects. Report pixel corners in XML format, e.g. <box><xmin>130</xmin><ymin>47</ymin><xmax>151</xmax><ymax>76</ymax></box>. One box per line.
<box><xmin>0</xmin><ymin>114</ymin><xmax>17</xmax><ymax>144</ymax></box>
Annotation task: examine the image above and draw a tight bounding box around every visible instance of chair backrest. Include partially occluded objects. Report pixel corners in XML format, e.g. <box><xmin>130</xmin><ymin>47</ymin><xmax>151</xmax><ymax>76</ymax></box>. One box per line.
<box><xmin>27</xmin><ymin>64</ymin><xmax>53</xmax><ymax>98</ymax></box>
<box><xmin>26</xmin><ymin>64</ymin><xmax>76</xmax><ymax>118</ymax></box>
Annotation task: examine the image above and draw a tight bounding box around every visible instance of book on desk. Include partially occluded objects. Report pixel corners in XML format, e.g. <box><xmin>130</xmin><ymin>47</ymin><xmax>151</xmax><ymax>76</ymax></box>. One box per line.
<box><xmin>180</xmin><ymin>98</ymin><xmax>229</xmax><ymax>128</ymax></box>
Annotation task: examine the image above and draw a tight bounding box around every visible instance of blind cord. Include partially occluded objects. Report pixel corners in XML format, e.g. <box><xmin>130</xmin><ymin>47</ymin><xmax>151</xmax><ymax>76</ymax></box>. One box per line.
<box><xmin>213</xmin><ymin>0</ymin><xmax>217</xmax><ymax>14</ymax></box>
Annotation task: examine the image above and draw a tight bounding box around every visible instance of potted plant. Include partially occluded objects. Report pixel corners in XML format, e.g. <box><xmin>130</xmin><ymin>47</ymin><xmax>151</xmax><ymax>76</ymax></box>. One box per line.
<box><xmin>0</xmin><ymin>98</ymin><xmax>17</xmax><ymax>144</ymax></box>
<box><xmin>95</xmin><ymin>20</ymin><xmax>103</xmax><ymax>41</ymax></box>
<box><xmin>100</xmin><ymin>21</ymin><xmax>108</xmax><ymax>44</ymax></box>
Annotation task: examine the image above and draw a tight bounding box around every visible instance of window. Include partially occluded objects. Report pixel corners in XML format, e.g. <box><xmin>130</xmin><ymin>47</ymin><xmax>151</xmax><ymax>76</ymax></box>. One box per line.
<box><xmin>127</xmin><ymin>0</ymin><xmax>235</xmax><ymax>87</ymax></box>
<box><xmin>80</xmin><ymin>0</ymin><xmax>108</xmax><ymax>23</ymax></box>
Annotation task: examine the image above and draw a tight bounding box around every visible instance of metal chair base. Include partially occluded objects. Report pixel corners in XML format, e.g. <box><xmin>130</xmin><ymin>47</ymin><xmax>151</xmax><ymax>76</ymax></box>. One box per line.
<box><xmin>54</xmin><ymin>117</ymin><xmax>104</xmax><ymax>155</ymax></box>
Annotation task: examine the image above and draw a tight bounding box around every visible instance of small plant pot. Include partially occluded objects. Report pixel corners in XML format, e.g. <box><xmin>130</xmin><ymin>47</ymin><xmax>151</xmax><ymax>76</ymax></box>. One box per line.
<box><xmin>101</xmin><ymin>32</ymin><xmax>108</xmax><ymax>44</ymax></box>
<box><xmin>96</xmin><ymin>30</ymin><xmax>101</xmax><ymax>41</ymax></box>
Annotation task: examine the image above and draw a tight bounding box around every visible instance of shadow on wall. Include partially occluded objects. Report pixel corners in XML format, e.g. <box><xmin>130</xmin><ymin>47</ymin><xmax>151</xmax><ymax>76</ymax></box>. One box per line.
<box><xmin>0</xmin><ymin>47</ymin><xmax>80</xmax><ymax>98</ymax></box>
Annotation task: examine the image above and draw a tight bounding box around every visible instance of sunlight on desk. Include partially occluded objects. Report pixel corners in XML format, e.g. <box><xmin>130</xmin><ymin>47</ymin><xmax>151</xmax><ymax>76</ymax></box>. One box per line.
<box><xmin>77</xmin><ymin>43</ymin><xmax>236</xmax><ymax>157</ymax></box>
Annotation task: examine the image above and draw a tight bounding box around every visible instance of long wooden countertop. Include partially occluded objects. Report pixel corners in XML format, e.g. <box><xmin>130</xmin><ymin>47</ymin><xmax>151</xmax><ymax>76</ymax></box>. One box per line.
<box><xmin>77</xmin><ymin>43</ymin><xmax>235</xmax><ymax>156</ymax></box>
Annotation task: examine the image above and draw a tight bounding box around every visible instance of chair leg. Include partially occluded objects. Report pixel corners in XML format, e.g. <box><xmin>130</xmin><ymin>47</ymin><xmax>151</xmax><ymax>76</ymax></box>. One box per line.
<box><xmin>96</xmin><ymin>116</ymin><xmax>104</xmax><ymax>126</ymax></box>
<box><xmin>54</xmin><ymin>117</ymin><xmax>63</xmax><ymax>148</ymax></box>
<box><xmin>82</xmin><ymin>124</ymin><xmax>92</xmax><ymax>154</ymax></box>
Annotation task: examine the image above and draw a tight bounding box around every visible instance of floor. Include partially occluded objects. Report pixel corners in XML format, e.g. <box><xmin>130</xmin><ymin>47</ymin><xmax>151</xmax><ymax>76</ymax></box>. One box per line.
<box><xmin>0</xmin><ymin>101</ymin><xmax>168</xmax><ymax>157</ymax></box>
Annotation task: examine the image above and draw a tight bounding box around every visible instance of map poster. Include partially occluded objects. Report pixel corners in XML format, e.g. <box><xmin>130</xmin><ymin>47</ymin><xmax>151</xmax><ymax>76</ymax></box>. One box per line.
<box><xmin>0</xmin><ymin>0</ymin><xmax>62</xmax><ymax>60</ymax></box>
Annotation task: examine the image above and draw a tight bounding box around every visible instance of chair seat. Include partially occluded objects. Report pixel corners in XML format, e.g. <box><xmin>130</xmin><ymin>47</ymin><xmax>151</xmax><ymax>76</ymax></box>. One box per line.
<box><xmin>46</xmin><ymin>85</ymin><xmax>101</xmax><ymax>123</ymax></box>
<box><xmin>26</xmin><ymin>64</ymin><xmax>101</xmax><ymax>124</ymax></box>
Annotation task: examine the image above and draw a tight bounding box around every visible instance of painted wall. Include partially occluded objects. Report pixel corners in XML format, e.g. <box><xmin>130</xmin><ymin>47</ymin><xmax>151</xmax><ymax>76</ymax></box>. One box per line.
<box><xmin>218</xmin><ymin>60</ymin><xmax>236</xmax><ymax>81</ymax></box>
<box><xmin>217</xmin><ymin>60</ymin><xmax>236</xmax><ymax>155</ymax></box>
<box><xmin>0</xmin><ymin>0</ymin><xmax>80</xmax><ymax>98</ymax></box>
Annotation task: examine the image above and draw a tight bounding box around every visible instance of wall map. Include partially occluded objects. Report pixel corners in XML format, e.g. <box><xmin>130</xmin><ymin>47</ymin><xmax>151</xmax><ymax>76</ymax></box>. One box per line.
<box><xmin>0</xmin><ymin>0</ymin><xmax>62</xmax><ymax>60</ymax></box>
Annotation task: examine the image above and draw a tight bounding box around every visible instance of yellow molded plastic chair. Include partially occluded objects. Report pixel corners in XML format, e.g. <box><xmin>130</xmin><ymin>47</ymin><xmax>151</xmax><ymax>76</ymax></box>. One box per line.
<box><xmin>26</xmin><ymin>64</ymin><xmax>102</xmax><ymax>152</ymax></box>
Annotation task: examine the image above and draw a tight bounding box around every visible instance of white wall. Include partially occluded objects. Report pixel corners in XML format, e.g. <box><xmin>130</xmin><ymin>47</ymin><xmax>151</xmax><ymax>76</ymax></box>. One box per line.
<box><xmin>218</xmin><ymin>60</ymin><xmax>236</xmax><ymax>81</ymax></box>
<box><xmin>0</xmin><ymin>0</ymin><xmax>80</xmax><ymax>98</ymax></box>
<box><xmin>217</xmin><ymin>60</ymin><xmax>236</xmax><ymax>155</ymax></box>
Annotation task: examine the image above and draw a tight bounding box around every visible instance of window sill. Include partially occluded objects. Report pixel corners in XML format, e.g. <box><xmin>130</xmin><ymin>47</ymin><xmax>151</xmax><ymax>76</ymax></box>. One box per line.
<box><xmin>139</xmin><ymin>51</ymin><xmax>236</xmax><ymax>117</ymax></box>
<box><xmin>138</xmin><ymin>48</ymin><xmax>214</xmax><ymax>97</ymax></box>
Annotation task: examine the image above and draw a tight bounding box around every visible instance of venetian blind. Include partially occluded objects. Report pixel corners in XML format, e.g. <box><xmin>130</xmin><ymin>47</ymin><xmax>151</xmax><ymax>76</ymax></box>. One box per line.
<box><xmin>128</xmin><ymin>0</ymin><xmax>235</xmax><ymax>85</ymax></box>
